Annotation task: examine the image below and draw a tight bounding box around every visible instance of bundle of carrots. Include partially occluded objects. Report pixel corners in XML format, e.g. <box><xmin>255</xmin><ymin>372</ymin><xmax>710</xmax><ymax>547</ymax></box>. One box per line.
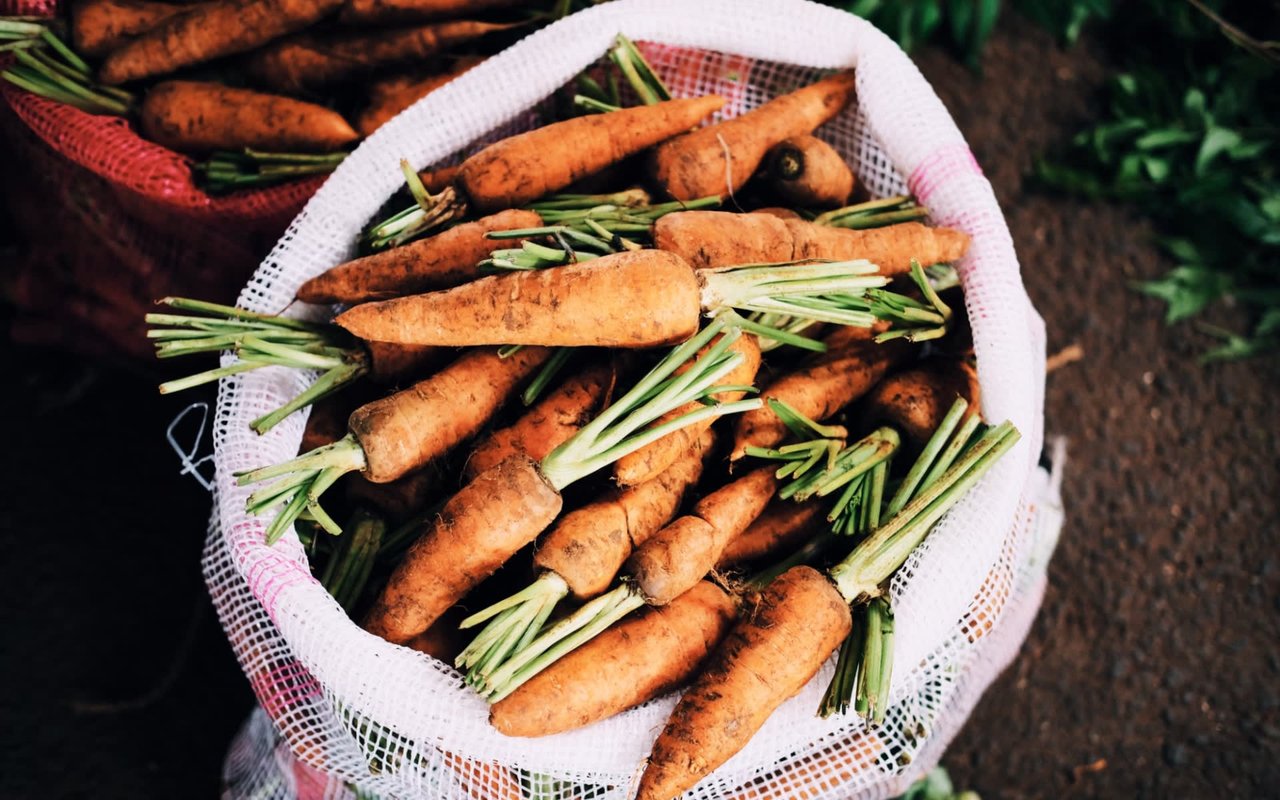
<box><xmin>149</xmin><ymin>55</ymin><xmax>1021</xmax><ymax>798</ymax></box>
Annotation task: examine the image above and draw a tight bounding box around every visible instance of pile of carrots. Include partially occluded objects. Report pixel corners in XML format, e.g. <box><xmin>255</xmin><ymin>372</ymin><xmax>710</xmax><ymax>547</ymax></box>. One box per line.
<box><xmin>1</xmin><ymin>0</ymin><xmax>558</xmax><ymax>191</ymax></box>
<box><xmin>149</xmin><ymin>46</ymin><xmax>1019</xmax><ymax>799</ymax></box>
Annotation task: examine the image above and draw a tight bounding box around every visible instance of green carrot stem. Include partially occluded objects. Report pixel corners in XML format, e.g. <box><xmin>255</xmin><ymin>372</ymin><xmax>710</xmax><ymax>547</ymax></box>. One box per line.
<box><xmin>459</xmin><ymin>572</ymin><xmax>568</xmax><ymax>629</ymax></box>
<box><xmin>158</xmin><ymin>360</ymin><xmax>262</xmax><ymax>394</ymax></box>
<box><xmin>885</xmin><ymin>398</ymin><xmax>968</xmax><ymax>516</ymax></box>
<box><xmin>574</xmin><ymin>94</ymin><xmax>619</xmax><ymax>114</ymax></box>
<box><xmin>521</xmin><ymin>347</ymin><xmax>574</xmax><ymax>406</ymax></box>
<box><xmin>38</xmin><ymin>27</ymin><xmax>91</xmax><ymax>75</ymax></box>
<box><xmin>918</xmin><ymin>412</ymin><xmax>983</xmax><ymax>495</ymax></box>
<box><xmin>249</xmin><ymin>361</ymin><xmax>365</xmax><ymax>435</ymax></box>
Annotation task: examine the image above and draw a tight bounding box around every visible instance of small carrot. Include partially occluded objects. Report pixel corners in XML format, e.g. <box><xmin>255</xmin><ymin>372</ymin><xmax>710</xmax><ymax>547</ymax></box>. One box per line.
<box><xmin>297</xmin><ymin>209</ymin><xmax>542</xmax><ymax>304</ymax></box>
<box><xmin>649</xmin><ymin>71</ymin><xmax>856</xmax><ymax>202</ymax></box>
<box><xmin>464</xmin><ymin>358</ymin><xmax>614</xmax><ymax>480</ymax></box>
<box><xmin>99</xmin><ymin>0</ymin><xmax>344</xmax><ymax>84</ymax></box>
<box><xmin>340</xmin><ymin>0</ymin><xmax>521</xmax><ymax>25</ymax></box>
<box><xmin>654</xmin><ymin>211</ymin><xmax>971</xmax><ymax>276</ymax></box>
<box><xmin>763</xmin><ymin>134</ymin><xmax>855</xmax><ymax>208</ymax></box>
<box><xmin>863</xmin><ymin>359</ymin><xmax>981</xmax><ymax>449</ymax></box>
<box><xmin>356</xmin><ymin>56</ymin><xmax>481</xmax><ymax>137</ymax></box>
<box><xmin>71</xmin><ymin>0</ymin><xmax>207</xmax><ymax>57</ymax></box>
<box><xmin>139</xmin><ymin>80</ymin><xmax>358</xmax><ymax>153</ymax></box>
<box><xmin>246</xmin><ymin>20</ymin><xmax>509</xmax><ymax>94</ymax></box>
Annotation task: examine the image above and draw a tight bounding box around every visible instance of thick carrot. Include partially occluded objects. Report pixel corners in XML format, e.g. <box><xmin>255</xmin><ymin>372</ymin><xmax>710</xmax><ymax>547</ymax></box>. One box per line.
<box><xmin>246</xmin><ymin>20</ymin><xmax>508</xmax><ymax>94</ymax></box>
<box><xmin>648</xmin><ymin>71</ymin><xmax>856</xmax><ymax>202</ymax></box>
<box><xmin>138</xmin><ymin>80</ymin><xmax>358</xmax><ymax>153</ymax></box>
<box><xmin>356</xmin><ymin>57</ymin><xmax>481</xmax><ymax>137</ymax></box>
<box><xmin>635</xmin><ymin>566</ymin><xmax>851</xmax><ymax>800</ymax></box>
<box><xmin>362</xmin><ymin>340</ymin><xmax>448</xmax><ymax>383</ymax></box>
<box><xmin>764</xmin><ymin>134</ymin><xmax>855</xmax><ymax>208</ymax></box>
<box><xmin>489</xmin><ymin>581</ymin><xmax>735</xmax><ymax>737</ymax></box>
<box><xmin>341</xmin><ymin>0</ymin><xmax>521</xmax><ymax>26</ymax></box>
<box><xmin>730</xmin><ymin>335</ymin><xmax>908</xmax><ymax>460</ymax></box>
<box><xmin>363</xmin><ymin>454</ymin><xmax>562</xmax><ymax>643</ymax></box>
<box><xmin>464</xmin><ymin>358</ymin><xmax>614</xmax><ymax>480</ymax></box>
<box><xmin>99</xmin><ymin>0</ymin><xmax>343</xmax><ymax>84</ymax></box>
<box><xmin>626</xmin><ymin>466</ymin><xmax>778</xmax><ymax>606</ymax></box>
<box><xmin>715</xmin><ymin>499</ymin><xmax>824</xmax><ymax>568</ymax></box>
<box><xmin>863</xmin><ymin>359</ymin><xmax>980</xmax><ymax>448</ymax></box>
<box><xmin>297</xmin><ymin>209</ymin><xmax>542</xmax><ymax>304</ymax></box>
<box><xmin>334</xmin><ymin>249</ymin><xmax>702</xmax><ymax>349</ymax></box>
<box><xmin>71</xmin><ymin>0</ymin><xmax>206</xmax><ymax>57</ymax></box>
<box><xmin>352</xmin><ymin>346</ymin><xmax>550</xmax><ymax>483</ymax></box>
<box><xmin>535</xmin><ymin>429</ymin><xmax>713</xmax><ymax>599</ymax></box>
<box><xmin>457</xmin><ymin>95</ymin><xmax>725</xmax><ymax>213</ymax></box>
<box><xmin>613</xmin><ymin>331</ymin><xmax>760</xmax><ymax>486</ymax></box>
<box><xmin>654</xmin><ymin>211</ymin><xmax>971</xmax><ymax>276</ymax></box>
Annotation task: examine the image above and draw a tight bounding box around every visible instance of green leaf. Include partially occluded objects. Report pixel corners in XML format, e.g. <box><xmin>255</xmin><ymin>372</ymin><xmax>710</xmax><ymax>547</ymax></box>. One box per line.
<box><xmin>1196</xmin><ymin>127</ymin><xmax>1242</xmax><ymax>175</ymax></box>
<box><xmin>1139</xmin><ymin>267</ymin><xmax>1233</xmax><ymax>323</ymax></box>
<box><xmin>1142</xmin><ymin>156</ymin><xmax>1171</xmax><ymax>182</ymax></box>
<box><xmin>1134</xmin><ymin>128</ymin><xmax>1198</xmax><ymax>150</ymax></box>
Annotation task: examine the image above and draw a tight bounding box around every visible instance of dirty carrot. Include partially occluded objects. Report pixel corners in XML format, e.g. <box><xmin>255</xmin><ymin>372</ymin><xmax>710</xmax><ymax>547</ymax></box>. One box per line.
<box><xmin>71</xmin><ymin>0</ymin><xmax>207</xmax><ymax>57</ymax></box>
<box><xmin>764</xmin><ymin>134</ymin><xmax>855</xmax><ymax>208</ymax></box>
<box><xmin>98</xmin><ymin>0</ymin><xmax>344</xmax><ymax>84</ymax></box>
<box><xmin>139</xmin><ymin>80</ymin><xmax>359</xmax><ymax>153</ymax></box>
<box><xmin>356</xmin><ymin>56</ymin><xmax>481</xmax><ymax>137</ymax></box>
<box><xmin>648</xmin><ymin>71</ymin><xmax>856</xmax><ymax>201</ymax></box>
<box><xmin>863</xmin><ymin>359</ymin><xmax>981</xmax><ymax>449</ymax></box>
<box><xmin>715</xmin><ymin>498</ymin><xmax>825</xmax><ymax>568</ymax></box>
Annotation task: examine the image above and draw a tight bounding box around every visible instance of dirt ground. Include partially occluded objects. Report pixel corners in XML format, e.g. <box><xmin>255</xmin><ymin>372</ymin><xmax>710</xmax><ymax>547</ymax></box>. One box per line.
<box><xmin>1</xmin><ymin>11</ymin><xmax>1276</xmax><ymax>799</ymax></box>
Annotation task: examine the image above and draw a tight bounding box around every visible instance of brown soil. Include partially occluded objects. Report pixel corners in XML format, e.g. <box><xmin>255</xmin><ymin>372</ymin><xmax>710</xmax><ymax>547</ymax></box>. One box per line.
<box><xmin>0</xmin><ymin>10</ymin><xmax>1277</xmax><ymax>799</ymax></box>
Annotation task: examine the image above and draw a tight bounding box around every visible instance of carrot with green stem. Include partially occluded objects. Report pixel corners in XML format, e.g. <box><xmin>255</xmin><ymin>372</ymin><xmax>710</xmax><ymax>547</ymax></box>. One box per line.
<box><xmin>354</xmin><ymin>317</ymin><xmax>763</xmax><ymax>644</ymax></box>
<box><xmin>147</xmin><ymin>297</ymin><xmax>442</xmax><ymax>434</ymax></box>
<box><xmin>636</xmin><ymin>416</ymin><xmax>1022</xmax><ymax>800</ymax></box>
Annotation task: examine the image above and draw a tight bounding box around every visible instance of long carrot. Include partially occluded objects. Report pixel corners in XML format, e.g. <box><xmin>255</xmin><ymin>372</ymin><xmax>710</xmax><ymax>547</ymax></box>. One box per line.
<box><xmin>356</xmin><ymin>57</ymin><xmax>481</xmax><ymax>137</ymax></box>
<box><xmin>340</xmin><ymin>0</ymin><xmax>520</xmax><ymax>25</ymax></box>
<box><xmin>654</xmin><ymin>211</ymin><xmax>971</xmax><ymax>276</ymax></box>
<box><xmin>648</xmin><ymin>71</ymin><xmax>856</xmax><ymax>202</ymax></box>
<box><xmin>763</xmin><ymin>134</ymin><xmax>855</xmax><ymax>208</ymax></box>
<box><xmin>297</xmin><ymin>209</ymin><xmax>542</xmax><ymax>304</ymax></box>
<box><xmin>464</xmin><ymin>357</ymin><xmax>614</xmax><ymax>480</ymax></box>
<box><xmin>334</xmin><ymin>250</ymin><xmax>889</xmax><ymax>349</ymax></box>
<box><xmin>245</xmin><ymin>20</ymin><xmax>509</xmax><ymax>94</ymax></box>
<box><xmin>98</xmin><ymin>0</ymin><xmax>344</xmax><ymax>84</ymax></box>
<box><xmin>71</xmin><ymin>0</ymin><xmax>207</xmax><ymax>57</ymax></box>
<box><xmin>139</xmin><ymin>80</ymin><xmax>359</xmax><ymax>153</ymax></box>
<box><xmin>489</xmin><ymin>581</ymin><xmax>736</xmax><ymax>737</ymax></box>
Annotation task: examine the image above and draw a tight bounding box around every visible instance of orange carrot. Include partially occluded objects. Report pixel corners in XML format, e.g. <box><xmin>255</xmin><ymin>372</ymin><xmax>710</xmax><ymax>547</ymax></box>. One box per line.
<box><xmin>751</xmin><ymin>206</ymin><xmax>802</xmax><ymax>220</ymax></box>
<box><xmin>138</xmin><ymin>80</ymin><xmax>358</xmax><ymax>153</ymax></box>
<box><xmin>99</xmin><ymin>0</ymin><xmax>343</xmax><ymax>84</ymax></box>
<box><xmin>361</xmin><ymin>340</ymin><xmax>448</xmax><ymax>383</ymax></box>
<box><xmin>715</xmin><ymin>499</ymin><xmax>825</xmax><ymax>568</ymax></box>
<box><xmin>71</xmin><ymin>0</ymin><xmax>207</xmax><ymax>57</ymax></box>
<box><xmin>297</xmin><ymin>209</ymin><xmax>542</xmax><ymax>304</ymax></box>
<box><xmin>730</xmin><ymin>334</ymin><xmax>908</xmax><ymax>460</ymax></box>
<box><xmin>863</xmin><ymin>359</ymin><xmax>980</xmax><ymax>448</ymax></box>
<box><xmin>245</xmin><ymin>20</ymin><xmax>508</xmax><ymax>94</ymax></box>
<box><xmin>345</xmin><ymin>463</ymin><xmax>443</xmax><ymax>522</ymax></box>
<box><xmin>341</xmin><ymin>0</ymin><xmax>521</xmax><ymax>26</ymax></box>
<box><xmin>635</xmin><ymin>566</ymin><xmax>852</xmax><ymax>800</ymax></box>
<box><xmin>648</xmin><ymin>71</ymin><xmax>856</xmax><ymax>202</ymax></box>
<box><xmin>654</xmin><ymin>211</ymin><xmax>972</xmax><ymax>277</ymax></box>
<box><xmin>464</xmin><ymin>358</ymin><xmax>615</xmax><ymax>480</ymax></box>
<box><xmin>417</xmin><ymin>164</ymin><xmax>460</xmax><ymax>194</ymax></box>
<box><xmin>404</xmin><ymin>607</ymin><xmax>467</xmax><ymax>663</ymax></box>
<box><xmin>764</xmin><ymin>134</ymin><xmax>855</xmax><ymax>208</ymax></box>
<box><xmin>356</xmin><ymin>57</ymin><xmax>482</xmax><ymax>137</ymax></box>
<box><xmin>457</xmin><ymin>95</ymin><xmax>725</xmax><ymax>212</ymax></box>
<box><xmin>489</xmin><ymin>581</ymin><xmax>736</xmax><ymax>737</ymax></box>
<box><xmin>614</xmin><ymin>332</ymin><xmax>760</xmax><ymax>486</ymax></box>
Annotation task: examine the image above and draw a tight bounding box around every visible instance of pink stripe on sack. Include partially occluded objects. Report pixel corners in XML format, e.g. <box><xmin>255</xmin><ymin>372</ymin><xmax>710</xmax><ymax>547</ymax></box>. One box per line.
<box><xmin>227</xmin><ymin>520</ymin><xmax>319</xmax><ymax>621</ymax></box>
<box><xmin>250</xmin><ymin>659</ymin><xmax>323</xmax><ymax>720</ymax></box>
<box><xmin>909</xmin><ymin>143</ymin><xmax>984</xmax><ymax>205</ymax></box>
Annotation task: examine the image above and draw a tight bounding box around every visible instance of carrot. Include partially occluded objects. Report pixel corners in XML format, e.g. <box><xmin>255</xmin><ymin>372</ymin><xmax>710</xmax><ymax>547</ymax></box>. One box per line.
<box><xmin>345</xmin><ymin>463</ymin><xmax>443</xmax><ymax>522</ymax></box>
<box><xmin>489</xmin><ymin>581</ymin><xmax>736</xmax><ymax>737</ymax></box>
<box><xmin>300</xmin><ymin>392</ymin><xmax>353</xmax><ymax>454</ymax></box>
<box><xmin>404</xmin><ymin>607</ymin><xmax>466</xmax><ymax>662</ymax></box>
<box><xmin>636</xmin><ymin>566</ymin><xmax>852</xmax><ymax>800</ymax></box>
<box><xmin>418</xmin><ymin>164</ymin><xmax>459</xmax><ymax>194</ymax></box>
<box><xmin>457</xmin><ymin>95</ymin><xmax>726</xmax><ymax>213</ymax></box>
<box><xmin>764</xmin><ymin>134</ymin><xmax>855</xmax><ymax>208</ymax></box>
<box><xmin>71</xmin><ymin>0</ymin><xmax>206</xmax><ymax>57</ymax></box>
<box><xmin>246</xmin><ymin>20</ymin><xmax>509</xmax><ymax>94</ymax></box>
<box><xmin>98</xmin><ymin>0</ymin><xmax>343</xmax><ymax>84</ymax></box>
<box><xmin>138</xmin><ymin>80</ymin><xmax>358</xmax><ymax>153</ymax></box>
<box><xmin>863</xmin><ymin>359</ymin><xmax>980</xmax><ymax>448</ymax></box>
<box><xmin>340</xmin><ymin>0</ymin><xmax>521</xmax><ymax>26</ymax></box>
<box><xmin>751</xmin><ymin>206</ymin><xmax>802</xmax><ymax>220</ymax></box>
<box><xmin>654</xmin><ymin>211</ymin><xmax>971</xmax><ymax>277</ymax></box>
<box><xmin>613</xmin><ymin>331</ymin><xmax>760</xmax><ymax>486</ymax></box>
<box><xmin>648</xmin><ymin>71</ymin><xmax>856</xmax><ymax>202</ymax></box>
<box><xmin>715</xmin><ymin>498</ymin><xmax>825</xmax><ymax>568</ymax></box>
<box><xmin>356</xmin><ymin>56</ymin><xmax>481</xmax><ymax>137</ymax></box>
<box><xmin>464</xmin><ymin>358</ymin><xmax>614</xmax><ymax>480</ymax></box>
<box><xmin>362</xmin><ymin>340</ymin><xmax>448</xmax><ymax>383</ymax></box>
<box><xmin>334</xmin><ymin>249</ymin><xmax>885</xmax><ymax>349</ymax></box>
<box><xmin>730</xmin><ymin>334</ymin><xmax>909</xmax><ymax>460</ymax></box>
<box><xmin>297</xmin><ymin>209</ymin><xmax>542</xmax><ymax>304</ymax></box>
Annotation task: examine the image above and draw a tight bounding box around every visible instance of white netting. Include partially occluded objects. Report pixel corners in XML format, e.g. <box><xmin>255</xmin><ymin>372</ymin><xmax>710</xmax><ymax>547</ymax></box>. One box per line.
<box><xmin>206</xmin><ymin>1</ymin><xmax>1054</xmax><ymax>797</ymax></box>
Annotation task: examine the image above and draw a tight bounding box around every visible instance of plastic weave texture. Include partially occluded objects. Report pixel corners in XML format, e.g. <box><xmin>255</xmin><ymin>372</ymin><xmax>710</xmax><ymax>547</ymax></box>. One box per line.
<box><xmin>206</xmin><ymin>2</ymin><xmax>1054</xmax><ymax>798</ymax></box>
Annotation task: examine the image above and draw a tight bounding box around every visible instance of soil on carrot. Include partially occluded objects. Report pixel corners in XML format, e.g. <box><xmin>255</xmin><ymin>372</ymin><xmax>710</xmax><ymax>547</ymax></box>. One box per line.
<box><xmin>0</xmin><ymin>10</ymin><xmax>1276</xmax><ymax>798</ymax></box>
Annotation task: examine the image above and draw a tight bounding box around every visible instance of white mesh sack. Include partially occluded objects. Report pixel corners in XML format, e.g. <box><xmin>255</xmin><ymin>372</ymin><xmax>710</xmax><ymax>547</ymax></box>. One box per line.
<box><xmin>205</xmin><ymin>1</ymin><xmax>1056</xmax><ymax>798</ymax></box>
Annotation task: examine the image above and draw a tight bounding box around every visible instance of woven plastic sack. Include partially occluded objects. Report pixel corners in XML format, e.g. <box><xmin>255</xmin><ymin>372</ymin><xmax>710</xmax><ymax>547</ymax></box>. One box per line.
<box><xmin>0</xmin><ymin>0</ymin><xmax>322</xmax><ymax>361</ymax></box>
<box><xmin>206</xmin><ymin>1</ymin><xmax>1055</xmax><ymax>797</ymax></box>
